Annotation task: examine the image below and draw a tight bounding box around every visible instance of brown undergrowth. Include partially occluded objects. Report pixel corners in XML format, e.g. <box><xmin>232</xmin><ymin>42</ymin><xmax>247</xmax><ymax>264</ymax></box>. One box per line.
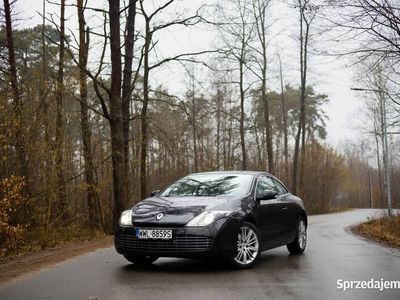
<box><xmin>353</xmin><ymin>211</ymin><xmax>400</xmax><ymax>249</ymax></box>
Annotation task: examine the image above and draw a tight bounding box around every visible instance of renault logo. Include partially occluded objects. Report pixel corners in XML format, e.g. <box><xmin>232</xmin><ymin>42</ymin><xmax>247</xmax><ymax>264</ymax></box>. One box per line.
<box><xmin>156</xmin><ymin>213</ymin><xmax>164</xmax><ymax>220</ymax></box>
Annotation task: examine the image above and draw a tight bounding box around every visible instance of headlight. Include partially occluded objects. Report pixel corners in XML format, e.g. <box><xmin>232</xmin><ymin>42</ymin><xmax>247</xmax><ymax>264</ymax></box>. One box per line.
<box><xmin>186</xmin><ymin>211</ymin><xmax>232</xmax><ymax>227</ymax></box>
<box><xmin>119</xmin><ymin>210</ymin><xmax>133</xmax><ymax>226</ymax></box>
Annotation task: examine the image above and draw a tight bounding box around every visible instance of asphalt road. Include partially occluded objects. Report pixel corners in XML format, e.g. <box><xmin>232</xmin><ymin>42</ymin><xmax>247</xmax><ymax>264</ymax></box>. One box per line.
<box><xmin>1</xmin><ymin>209</ymin><xmax>399</xmax><ymax>300</ymax></box>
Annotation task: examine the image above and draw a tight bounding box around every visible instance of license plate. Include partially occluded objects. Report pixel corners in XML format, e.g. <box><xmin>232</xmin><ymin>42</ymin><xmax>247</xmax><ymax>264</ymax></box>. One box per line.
<box><xmin>135</xmin><ymin>228</ymin><xmax>172</xmax><ymax>240</ymax></box>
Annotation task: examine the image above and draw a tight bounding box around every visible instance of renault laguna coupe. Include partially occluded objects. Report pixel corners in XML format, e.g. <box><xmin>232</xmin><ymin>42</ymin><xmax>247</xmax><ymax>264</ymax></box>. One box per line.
<box><xmin>115</xmin><ymin>171</ymin><xmax>307</xmax><ymax>268</ymax></box>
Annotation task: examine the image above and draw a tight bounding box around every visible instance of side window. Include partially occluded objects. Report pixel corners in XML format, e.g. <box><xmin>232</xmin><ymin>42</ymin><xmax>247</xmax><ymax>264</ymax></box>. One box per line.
<box><xmin>256</xmin><ymin>176</ymin><xmax>276</xmax><ymax>198</ymax></box>
<box><xmin>273</xmin><ymin>179</ymin><xmax>288</xmax><ymax>195</ymax></box>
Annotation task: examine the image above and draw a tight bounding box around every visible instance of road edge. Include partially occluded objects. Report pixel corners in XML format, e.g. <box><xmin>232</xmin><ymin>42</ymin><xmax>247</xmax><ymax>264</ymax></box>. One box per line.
<box><xmin>0</xmin><ymin>235</ymin><xmax>114</xmax><ymax>287</ymax></box>
<box><xmin>345</xmin><ymin>223</ymin><xmax>400</xmax><ymax>252</ymax></box>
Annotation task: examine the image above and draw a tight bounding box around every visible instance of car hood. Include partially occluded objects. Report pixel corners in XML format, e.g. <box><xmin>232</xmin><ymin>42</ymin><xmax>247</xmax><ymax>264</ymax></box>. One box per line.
<box><xmin>131</xmin><ymin>196</ymin><xmax>239</xmax><ymax>226</ymax></box>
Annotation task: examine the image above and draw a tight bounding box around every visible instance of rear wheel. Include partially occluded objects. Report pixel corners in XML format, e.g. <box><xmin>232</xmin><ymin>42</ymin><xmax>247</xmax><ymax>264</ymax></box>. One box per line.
<box><xmin>123</xmin><ymin>255</ymin><xmax>158</xmax><ymax>266</ymax></box>
<box><xmin>287</xmin><ymin>218</ymin><xmax>307</xmax><ymax>254</ymax></box>
<box><xmin>229</xmin><ymin>222</ymin><xmax>260</xmax><ymax>269</ymax></box>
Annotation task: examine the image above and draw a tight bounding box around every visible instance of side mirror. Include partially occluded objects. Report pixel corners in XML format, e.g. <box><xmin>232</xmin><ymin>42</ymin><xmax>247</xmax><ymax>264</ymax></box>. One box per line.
<box><xmin>150</xmin><ymin>190</ymin><xmax>161</xmax><ymax>197</ymax></box>
<box><xmin>256</xmin><ymin>189</ymin><xmax>277</xmax><ymax>201</ymax></box>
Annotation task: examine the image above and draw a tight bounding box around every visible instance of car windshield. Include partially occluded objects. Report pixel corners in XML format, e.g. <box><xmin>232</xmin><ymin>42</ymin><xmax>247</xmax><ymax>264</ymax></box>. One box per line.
<box><xmin>160</xmin><ymin>174</ymin><xmax>254</xmax><ymax>197</ymax></box>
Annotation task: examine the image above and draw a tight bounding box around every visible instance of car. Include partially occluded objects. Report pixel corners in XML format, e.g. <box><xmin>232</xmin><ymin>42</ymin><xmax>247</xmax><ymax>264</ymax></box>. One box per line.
<box><xmin>114</xmin><ymin>171</ymin><xmax>307</xmax><ymax>268</ymax></box>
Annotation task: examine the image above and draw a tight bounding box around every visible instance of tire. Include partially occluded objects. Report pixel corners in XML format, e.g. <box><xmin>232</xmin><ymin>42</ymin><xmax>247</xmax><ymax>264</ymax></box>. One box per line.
<box><xmin>228</xmin><ymin>222</ymin><xmax>261</xmax><ymax>269</ymax></box>
<box><xmin>287</xmin><ymin>218</ymin><xmax>307</xmax><ymax>254</ymax></box>
<box><xmin>123</xmin><ymin>255</ymin><xmax>159</xmax><ymax>266</ymax></box>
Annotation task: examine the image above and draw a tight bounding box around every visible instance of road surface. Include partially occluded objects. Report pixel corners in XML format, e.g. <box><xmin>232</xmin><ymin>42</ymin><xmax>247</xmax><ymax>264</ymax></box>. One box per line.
<box><xmin>1</xmin><ymin>209</ymin><xmax>399</xmax><ymax>300</ymax></box>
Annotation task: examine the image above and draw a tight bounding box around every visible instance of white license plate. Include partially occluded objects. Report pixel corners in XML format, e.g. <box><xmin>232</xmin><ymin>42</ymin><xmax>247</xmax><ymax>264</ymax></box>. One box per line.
<box><xmin>135</xmin><ymin>228</ymin><xmax>172</xmax><ymax>240</ymax></box>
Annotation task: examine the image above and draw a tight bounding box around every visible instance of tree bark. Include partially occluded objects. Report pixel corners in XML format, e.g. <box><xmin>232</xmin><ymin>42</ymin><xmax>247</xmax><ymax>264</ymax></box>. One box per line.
<box><xmin>293</xmin><ymin>0</ymin><xmax>312</xmax><ymax>194</ymax></box>
<box><xmin>239</xmin><ymin>54</ymin><xmax>247</xmax><ymax>170</ymax></box>
<box><xmin>40</xmin><ymin>0</ymin><xmax>53</xmax><ymax>230</ymax></box>
<box><xmin>191</xmin><ymin>71</ymin><xmax>198</xmax><ymax>172</ymax></box>
<box><xmin>140</xmin><ymin>18</ymin><xmax>151</xmax><ymax>200</ymax></box>
<box><xmin>299</xmin><ymin>17</ymin><xmax>310</xmax><ymax>193</ymax></box>
<box><xmin>216</xmin><ymin>88</ymin><xmax>222</xmax><ymax>170</ymax></box>
<box><xmin>261</xmin><ymin>60</ymin><xmax>273</xmax><ymax>173</ymax></box>
<box><xmin>108</xmin><ymin>0</ymin><xmax>125</xmax><ymax>227</ymax></box>
<box><xmin>77</xmin><ymin>0</ymin><xmax>104</xmax><ymax>231</ymax></box>
<box><xmin>3</xmin><ymin>0</ymin><xmax>30</xmax><ymax>195</ymax></box>
<box><xmin>278</xmin><ymin>55</ymin><xmax>289</xmax><ymax>181</ymax></box>
<box><xmin>253</xmin><ymin>0</ymin><xmax>273</xmax><ymax>173</ymax></box>
<box><xmin>122</xmin><ymin>0</ymin><xmax>137</xmax><ymax>205</ymax></box>
<box><xmin>55</xmin><ymin>0</ymin><xmax>68</xmax><ymax>220</ymax></box>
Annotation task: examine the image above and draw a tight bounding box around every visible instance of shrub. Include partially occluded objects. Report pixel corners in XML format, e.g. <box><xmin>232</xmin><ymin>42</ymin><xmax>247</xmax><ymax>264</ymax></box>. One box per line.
<box><xmin>0</xmin><ymin>175</ymin><xmax>26</xmax><ymax>257</ymax></box>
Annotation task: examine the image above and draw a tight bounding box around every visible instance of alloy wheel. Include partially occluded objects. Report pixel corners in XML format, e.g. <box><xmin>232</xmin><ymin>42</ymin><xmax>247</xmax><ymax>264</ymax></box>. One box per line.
<box><xmin>234</xmin><ymin>225</ymin><xmax>259</xmax><ymax>265</ymax></box>
<box><xmin>298</xmin><ymin>219</ymin><xmax>307</xmax><ymax>250</ymax></box>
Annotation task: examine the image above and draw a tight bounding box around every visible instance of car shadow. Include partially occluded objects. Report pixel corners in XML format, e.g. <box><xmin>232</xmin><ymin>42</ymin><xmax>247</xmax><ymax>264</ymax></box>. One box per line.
<box><xmin>117</xmin><ymin>248</ymin><xmax>305</xmax><ymax>275</ymax></box>
<box><xmin>120</xmin><ymin>257</ymin><xmax>229</xmax><ymax>274</ymax></box>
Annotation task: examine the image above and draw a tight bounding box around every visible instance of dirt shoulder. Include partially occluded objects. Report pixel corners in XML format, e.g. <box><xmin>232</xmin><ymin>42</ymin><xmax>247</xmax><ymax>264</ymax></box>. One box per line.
<box><xmin>0</xmin><ymin>235</ymin><xmax>113</xmax><ymax>285</ymax></box>
<box><xmin>351</xmin><ymin>213</ymin><xmax>400</xmax><ymax>249</ymax></box>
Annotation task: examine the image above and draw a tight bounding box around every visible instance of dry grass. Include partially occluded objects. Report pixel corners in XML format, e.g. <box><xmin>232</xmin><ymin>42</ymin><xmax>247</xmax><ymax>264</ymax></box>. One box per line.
<box><xmin>2</xmin><ymin>225</ymin><xmax>107</xmax><ymax>259</ymax></box>
<box><xmin>353</xmin><ymin>211</ymin><xmax>400</xmax><ymax>249</ymax></box>
<box><xmin>308</xmin><ymin>208</ymin><xmax>353</xmax><ymax>215</ymax></box>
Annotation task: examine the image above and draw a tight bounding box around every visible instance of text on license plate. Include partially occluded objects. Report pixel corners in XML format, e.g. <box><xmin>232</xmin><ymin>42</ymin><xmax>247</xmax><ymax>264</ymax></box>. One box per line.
<box><xmin>135</xmin><ymin>228</ymin><xmax>172</xmax><ymax>240</ymax></box>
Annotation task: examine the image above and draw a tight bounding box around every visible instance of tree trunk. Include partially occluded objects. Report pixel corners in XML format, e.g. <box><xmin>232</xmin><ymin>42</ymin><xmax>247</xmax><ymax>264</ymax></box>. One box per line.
<box><xmin>293</xmin><ymin>1</ymin><xmax>309</xmax><ymax>195</ymax></box>
<box><xmin>140</xmin><ymin>20</ymin><xmax>151</xmax><ymax>200</ymax></box>
<box><xmin>262</xmin><ymin>64</ymin><xmax>273</xmax><ymax>173</ymax></box>
<box><xmin>279</xmin><ymin>56</ymin><xmax>289</xmax><ymax>182</ymax></box>
<box><xmin>299</xmin><ymin>20</ymin><xmax>310</xmax><ymax>194</ymax></box>
<box><xmin>40</xmin><ymin>0</ymin><xmax>53</xmax><ymax>230</ymax></box>
<box><xmin>77</xmin><ymin>0</ymin><xmax>104</xmax><ymax>231</ymax></box>
<box><xmin>192</xmin><ymin>72</ymin><xmax>198</xmax><ymax>172</ymax></box>
<box><xmin>254</xmin><ymin>118</ymin><xmax>263</xmax><ymax>168</ymax></box>
<box><xmin>122</xmin><ymin>0</ymin><xmax>137</xmax><ymax>205</ymax></box>
<box><xmin>239</xmin><ymin>56</ymin><xmax>247</xmax><ymax>170</ymax></box>
<box><xmin>108</xmin><ymin>0</ymin><xmax>125</xmax><ymax>227</ymax></box>
<box><xmin>258</xmin><ymin>2</ymin><xmax>273</xmax><ymax>173</ymax></box>
<box><xmin>216</xmin><ymin>88</ymin><xmax>222</xmax><ymax>170</ymax></box>
<box><xmin>55</xmin><ymin>0</ymin><xmax>68</xmax><ymax>220</ymax></box>
<box><xmin>3</xmin><ymin>0</ymin><xmax>30</xmax><ymax>194</ymax></box>
<box><xmin>373</xmin><ymin>117</ymin><xmax>383</xmax><ymax>205</ymax></box>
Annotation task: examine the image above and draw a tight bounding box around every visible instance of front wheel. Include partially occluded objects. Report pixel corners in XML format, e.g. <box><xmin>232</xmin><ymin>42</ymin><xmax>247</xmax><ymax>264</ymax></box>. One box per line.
<box><xmin>287</xmin><ymin>218</ymin><xmax>307</xmax><ymax>254</ymax></box>
<box><xmin>123</xmin><ymin>255</ymin><xmax>158</xmax><ymax>266</ymax></box>
<box><xmin>228</xmin><ymin>222</ymin><xmax>261</xmax><ymax>269</ymax></box>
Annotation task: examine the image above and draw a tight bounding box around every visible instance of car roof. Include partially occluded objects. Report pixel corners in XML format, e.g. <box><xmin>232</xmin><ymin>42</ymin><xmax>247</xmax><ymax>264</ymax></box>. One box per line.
<box><xmin>187</xmin><ymin>170</ymin><xmax>271</xmax><ymax>177</ymax></box>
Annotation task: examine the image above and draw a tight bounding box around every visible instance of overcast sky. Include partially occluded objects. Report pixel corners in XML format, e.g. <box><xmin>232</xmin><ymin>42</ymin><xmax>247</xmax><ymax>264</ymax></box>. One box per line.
<box><xmin>14</xmin><ymin>0</ymin><xmax>365</xmax><ymax>147</ymax></box>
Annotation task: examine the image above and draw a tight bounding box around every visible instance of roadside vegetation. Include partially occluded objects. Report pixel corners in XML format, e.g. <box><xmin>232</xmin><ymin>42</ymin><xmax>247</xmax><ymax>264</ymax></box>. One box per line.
<box><xmin>353</xmin><ymin>212</ymin><xmax>400</xmax><ymax>249</ymax></box>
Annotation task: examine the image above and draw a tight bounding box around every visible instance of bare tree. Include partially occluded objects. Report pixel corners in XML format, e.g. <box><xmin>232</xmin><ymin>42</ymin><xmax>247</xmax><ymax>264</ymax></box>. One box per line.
<box><xmin>278</xmin><ymin>54</ymin><xmax>289</xmax><ymax>181</ymax></box>
<box><xmin>108</xmin><ymin>0</ymin><xmax>125</xmax><ymax>226</ymax></box>
<box><xmin>328</xmin><ymin>1</ymin><xmax>400</xmax><ymax>109</ymax></box>
<box><xmin>40</xmin><ymin>0</ymin><xmax>53</xmax><ymax>230</ymax></box>
<box><xmin>329</xmin><ymin>0</ymin><xmax>400</xmax><ymax>62</ymax></box>
<box><xmin>190</xmin><ymin>68</ymin><xmax>199</xmax><ymax>172</ymax></box>
<box><xmin>252</xmin><ymin>0</ymin><xmax>274</xmax><ymax>173</ymax></box>
<box><xmin>77</xmin><ymin>0</ymin><xmax>104</xmax><ymax>230</ymax></box>
<box><xmin>55</xmin><ymin>0</ymin><xmax>68</xmax><ymax>219</ymax></box>
<box><xmin>217</xmin><ymin>0</ymin><xmax>254</xmax><ymax>170</ymax></box>
<box><xmin>292</xmin><ymin>0</ymin><xmax>318</xmax><ymax>194</ymax></box>
<box><xmin>2</xmin><ymin>0</ymin><xmax>30</xmax><ymax>194</ymax></box>
<box><xmin>122</xmin><ymin>0</ymin><xmax>137</xmax><ymax>201</ymax></box>
<box><xmin>138</xmin><ymin>0</ymin><xmax>207</xmax><ymax>198</ymax></box>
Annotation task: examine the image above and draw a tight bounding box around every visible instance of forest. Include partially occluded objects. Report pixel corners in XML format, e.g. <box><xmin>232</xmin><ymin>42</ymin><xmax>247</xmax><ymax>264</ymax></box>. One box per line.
<box><xmin>0</xmin><ymin>0</ymin><xmax>399</xmax><ymax>256</ymax></box>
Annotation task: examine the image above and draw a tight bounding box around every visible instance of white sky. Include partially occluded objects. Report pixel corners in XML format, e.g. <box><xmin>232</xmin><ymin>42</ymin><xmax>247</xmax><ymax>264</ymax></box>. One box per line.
<box><xmin>14</xmin><ymin>0</ymin><xmax>364</xmax><ymax>147</ymax></box>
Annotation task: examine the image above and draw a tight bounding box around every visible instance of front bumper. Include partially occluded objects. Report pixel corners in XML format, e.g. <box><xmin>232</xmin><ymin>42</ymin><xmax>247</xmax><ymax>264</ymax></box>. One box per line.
<box><xmin>114</xmin><ymin>217</ymin><xmax>240</xmax><ymax>258</ymax></box>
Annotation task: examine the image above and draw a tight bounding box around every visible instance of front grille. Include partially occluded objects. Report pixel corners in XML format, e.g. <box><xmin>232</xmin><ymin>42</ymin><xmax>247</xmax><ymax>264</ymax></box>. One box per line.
<box><xmin>116</xmin><ymin>233</ymin><xmax>212</xmax><ymax>252</ymax></box>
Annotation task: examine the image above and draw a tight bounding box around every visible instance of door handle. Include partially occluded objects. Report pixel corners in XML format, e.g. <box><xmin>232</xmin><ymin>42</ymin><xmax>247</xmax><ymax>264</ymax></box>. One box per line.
<box><xmin>282</xmin><ymin>207</ymin><xmax>288</xmax><ymax>211</ymax></box>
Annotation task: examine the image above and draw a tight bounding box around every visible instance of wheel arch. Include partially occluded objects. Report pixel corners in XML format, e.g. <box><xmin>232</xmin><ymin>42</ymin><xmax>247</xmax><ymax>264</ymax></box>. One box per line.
<box><xmin>300</xmin><ymin>210</ymin><xmax>308</xmax><ymax>227</ymax></box>
<box><xmin>242</xmin><ymin>214</ymin><xmax>257</xmax><ymax>227</ymax></box>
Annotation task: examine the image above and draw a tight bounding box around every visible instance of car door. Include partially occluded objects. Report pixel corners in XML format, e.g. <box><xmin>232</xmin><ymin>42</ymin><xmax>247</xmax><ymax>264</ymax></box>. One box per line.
<box><xmin>273</xmin><ymin>178</ymin><xmax>302</xmax><ymax>238</ymax></box>
<box><xmin>255</xmin><ymin>175</ymin><xmax>282</xmax><ymax>247</ymax></box>
<box><xmin>272</xmin><ymin>178</ymin><xmax>295</xmax><ymax>242</ymax></box>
